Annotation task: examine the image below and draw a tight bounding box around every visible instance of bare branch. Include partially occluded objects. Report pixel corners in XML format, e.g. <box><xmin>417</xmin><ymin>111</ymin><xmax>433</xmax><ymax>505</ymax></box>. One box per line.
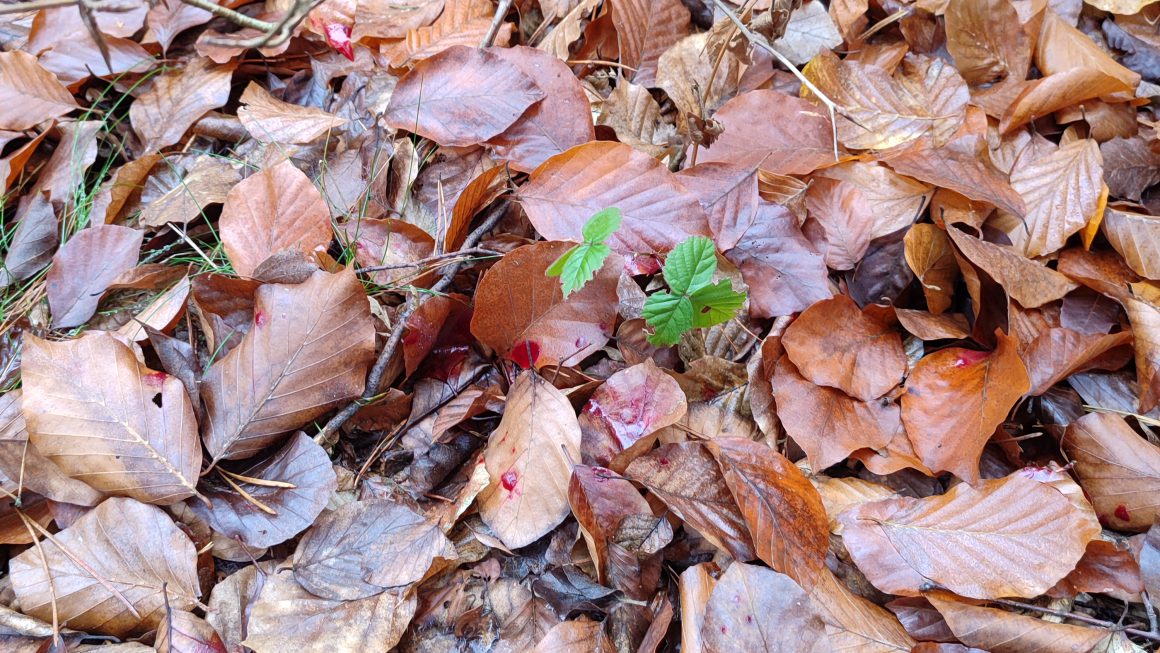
<box><xmin>480</xmin><ymin>0</ymin><xmax>514</xmax><ymax>48</ymax></box>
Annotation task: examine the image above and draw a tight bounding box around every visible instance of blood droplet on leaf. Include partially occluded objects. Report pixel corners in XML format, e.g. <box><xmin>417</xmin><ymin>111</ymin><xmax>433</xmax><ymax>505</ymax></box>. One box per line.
<box><xmin>510</xmin><ymin>340</ymin><xmax>540</xmax><ymax>369</ymax></box>
<box><xmin>500</xmin><ymin>470</ymin><xmax>518</xmax><ymax>492</ymax></box>
<box><xmin>953</xmin><ymin>349</ymin><xmax>989</xmax><ymax>367</ymax></box>
<box><xmin>1115</xmin><ymin>504</ymin><xmax>1131</xmax><ymax>521</ymax></box>
<box><xmin>254</xmin><ymin>310</ymin><xmax>267</xmax><ymax>327</ymax></box>
<box><xmin>324</xmin><ymin>23</ymin><xmax>355</xmax><ymax>61</ymax></box>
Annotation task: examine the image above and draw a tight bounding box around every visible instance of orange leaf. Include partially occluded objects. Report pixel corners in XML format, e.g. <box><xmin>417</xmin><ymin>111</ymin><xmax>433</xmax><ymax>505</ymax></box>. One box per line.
<box><xmin>926</xmin><ymin>592</ymin><xmax>1107</xmax><ymax>652</ymax></box>
<box><xmin>0</xmin><ymin>51</ymin><xmax>78</xmax><ymax>130</ymax></box>
<box><xmin>699</xmin><ymin>90</ymin><xmax>836</xmax><ymax>174</ymax></box>
<box><xmin>1063</xmin><ymin>412</ymin><xmax>1160</xmax><ymax>532</ymax></box>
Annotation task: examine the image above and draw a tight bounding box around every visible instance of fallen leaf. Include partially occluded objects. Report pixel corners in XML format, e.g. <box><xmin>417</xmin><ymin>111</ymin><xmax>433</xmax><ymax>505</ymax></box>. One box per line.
<box><xmin>701</xmin><ymin>562</ymin><xmax>828</xmax><ymax>653</ymax></box>
<box><xmin>1123</xmin><ymin>296</ymin><xmax>1160</xmax><ymax>412</ymax></box>
<box><xmin>1021</xmin><ymin>328</ymin><xmax>1133</xmax><ymax>395</ymax></box>
<box><xmin>533</xmin><ymin>619</ymin><xmax>616</xmax><ymax>652</ymax></box>
<box><xmin>699</xmin><ymin>90</ymin><xmax>835</xmax><ymax>174</ymax></box>
<box><xmin>1100</xmin><ymin>136</ymin><xmax>1160</xmax><ymax>202</ymax></box>
<box><xmin>706</xmin><ymin>438</ymin><xmax>830</xmax><ymax>589</ymax></box>
<box><xmin>220</xmin><ymin>160</ymin><xmax>333</xmax><ymax>277</ymax></box>
<box><xmin>238</xmin><ymin>82</ymin><xmax>347</xmax><ymax>144</ymax></box>
<box><xmin>45</xmin><ymin>224</ymin><xmax>142</xmax><ymax>329</ymax></box>
<box><xmin>771</xmin><ymin>0</ymin><xmax>843</xmax><ymax>66</ymax></box>
<box><xmin>568</xmin><ymin>464</ymin><xmax>657</xmax><ymax>583</ymax></box>
<box><xmin>156</xmin><ymin>610</ymin><xmax>227</xmax><ymax>653</ymax></box>
<box><xmin>1037</xmin><ymin>9</ymin><xmax>1140</xmax><ymax>90</ymax></box>
<box><xmin>293</xmin><ymin>499</ymin><xmax>456</xmax><ymax>599</ymax></box>
<box><xmin>805</xmin><ymin>177</ymin><xmax>876</xmax><ymax>269</ymax></box>
<box><xmin>478</xmin><ymin>371</ymin><xmax>582</xmax><ymax>549</ymax></box>
<box><xmin>945</xmin><ymin>225</ymin><xmax>1078</xmax><ymax>308</ymax></box>
<box><xmin>904</xmin><ymin>223</ymin><xmax>958</xmax><ymax>314</ymax></box>
<box><xmin>926</xmin><ymin>592</ymin><xmax>1107</xmax><ymax>652</ymax></box>
<box><xmin>129</xmin><ymin>57</ymin><xmax>235</xmax><ymax>154</ymax></box>
<box><xmin>1052</xmin><ymin>539</ymin><xmax>1143</xmax><ymax>600</ymax></box>
<box><xmin>1063</xmin><ymin>412</ymin><xmax>1160</xmax><ymax>532</ymax></box>
<box><xmin>609</xmin><ymin>0</ymin><xmax>690</xmax><ymax>85</ymax></box>
<box><xmin>1101</xmin><ymin>205</ymin><xmax>1160</xmax><ymax>280</ymax></box>
<box><xmin>783</xmin><ymin>295</ymin><xmax>906</xmax><ymax>401</ymax></box>
<box><xmin>900</xmin><ymin>331</ymin><xmax>1030</xmax><ymax>483</ymax></box>
<box><xmin>520</xmin><ymin>141</ymin><xmax>711</xmax><ymax>255</ymax></box>
<box><xmin>0</xmin><ymin>193</ymin><xmax>58</xmax><ymax>288</ymax></box>
<box><xmin>9</xmin><ymin>498</ymin><xmax>199</xmax><ymax>637</ymax></box>
<box><xmin>0</xmin><ymin>51</ymin><xmax>78</xmax><ymax>130</ymax></box>
<box><xmin>884</xmin><ymin>134</ymin><xmax>1026</xmax><ymax>217</ymax></box>
<box><xmin>22</xmin><ymin>332</ymin><xmax>201</xmax><ymax>504</ymax></box>
<box><xmin>944</xmin><ymin>0</ymin><xmax>1029</xmax><ymax>86</ymax></box>
<box><xmin>579</xmin><ymin>360</ymin><xmax>686</xmax><ymax>465</ymax></box>
<box><xmin>1000</xmin><ymin>68</ymin><xmax>1132</xmax><ymax>134</ymax></box>
<box><xmin>470</xmin><ymin>240</ymin><xmax>618</xmax><ymax>368</ymax></box>
<box><xmin>1006</xmin><ymin>138</ymin><xmax>1103</xmax><ymax>258</ymax></box>
<box><xmin>200</xmin><ymin>269</ymin><xmax>375</xmax><ymax>462</ymax></box>
<box><xmin>138</xmin><ymin>154</ymin><xmax>241</xmax><ymax>228</ymax></box>
<box><xmin>809</xmin><ymin>569</ymin><xmax>916</xmax><ymax>652</ymax></box>
<box><xmin>341</xmin><ymin>217</ymin><xmax>435</xmax><ymax>287</ymax></box>
<box><xmin>675</xmin><ymin>163</ymin><xmax>759</xmax><ymax>251</ymax></box>
<box><xmin>384</xmin><ymin>45</ymin><xmax>544</xmax><ymax>147</ymax></box>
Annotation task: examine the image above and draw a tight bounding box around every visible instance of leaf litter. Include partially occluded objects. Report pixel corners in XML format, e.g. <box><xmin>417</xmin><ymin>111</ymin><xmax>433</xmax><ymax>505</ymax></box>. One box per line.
<box><xmin>1</xmin><ymin>0</ymin><xmax>1160</xmax><ymax>651</ymax></box>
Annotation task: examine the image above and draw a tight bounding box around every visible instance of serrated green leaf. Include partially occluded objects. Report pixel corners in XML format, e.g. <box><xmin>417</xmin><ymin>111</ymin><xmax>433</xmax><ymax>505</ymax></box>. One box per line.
<box><xmin>662</xmin><ymin>236</ymin><xmax>717</xmax><ymax>295</ymax></box>
<box><xmin>642</xmin><ymin>291</ymin><xmax>693</xmax><ymax>346</ymax></box>
<box><xmin>546</xmin><ymin>247</ymin><xmax>575</xmax><ymax>278</ymax></box>
<box><xmin>559</xmin><ymin>242</ymin><xmax>611</xmax><ymax>297</ymax></box>
<box><xmin>582</xmin><ymin>207</ymin><xmax>622</xmax><ymax>243</ymax></box>
<box><xmin>690</xmin><ymin>279</ymin><xmax>747</xmax><ymax>328</ymax></box>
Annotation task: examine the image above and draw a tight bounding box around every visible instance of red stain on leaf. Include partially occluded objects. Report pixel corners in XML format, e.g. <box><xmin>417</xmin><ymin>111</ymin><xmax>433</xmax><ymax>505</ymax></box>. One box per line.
<box><xmin>324</xmin><ymin>23</ymin><xmax>355</xmax><ymax>61</ymax></box>
<box><xmin>510</xmin><ymin>340</ymin><xmax>540</xmax><ymax>369</ymax></box>
<box><xmin>143</xmin><ymin>372</ymin><xmax>168</xmax><ymax>386</ymax></box>
<box><xmin>953</xmin><ymin>349</ymin><xmax>990</xmax><ymax>367</ymax></box>
<box><xmin>254</xmin><ymin>311</ymin><xmax>267</xmax><ymax>328</ymax></box>
<box><xmin>1115</xmin><ymin>504</ymin><xmax>1131</xmax><ymax>521</ymax></box>
<box><xmin>500</xmin><ymin>470</ymin><xmax>518</xmax><ymax>492</ymax></box>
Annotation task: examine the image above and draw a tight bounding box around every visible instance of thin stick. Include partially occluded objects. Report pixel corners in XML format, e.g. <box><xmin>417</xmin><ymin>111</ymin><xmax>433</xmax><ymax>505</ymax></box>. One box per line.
<box><xmin>481</xmin><ymin>0</ymin><xmax>514</xmax><ymax>48</ymax></box>
<box><xmin>0</xmin><ymin>0</ymin><xmax>134</xmax><ymax>14</ymax></box>
<box><xmin>992</xmin><ymin>598</ymin><xmax>1160</xmax><ymax>643</ymax></box>
<box><xmin>16</xmin><ymin>511</ymin><xmax>60</xmax><ymax>647</ymax></box>
<box><xmin>315</xmin><ymin>203</ymin><xmax>508</xmax><ymax>449</ymax></box>
<box><xmin>1143</xmin><ymin>590</ymin><xmax>1159</xmax><ymax>636</ymax></box>
<box><xmin>179</xmin><ymin>0</ymin><xmax>275</xmax><ymax>31</ymax></box>
<box><xmin>710</xmin><ymin>0</ymin><xmax>842</xmax><ymax>162</ymax></box>
<box><xmin>355</xmin><ymin>248</ymin><xmax>502</xmax><ymax>275</ymax></box>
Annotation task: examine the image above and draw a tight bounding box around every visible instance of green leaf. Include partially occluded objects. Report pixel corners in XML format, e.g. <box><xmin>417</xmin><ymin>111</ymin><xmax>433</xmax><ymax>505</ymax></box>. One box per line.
<box><xmin>581</xmin><ymin>207</ymin><xmax>622</xmax><ymax>243</ymax></box>
<box><xmin>690</xmin><ymin>279</ymin><xmax>747</xmax><ymax>328</ymax></box>
<box><xmin>558</xmin><ymin>242</ymin><xmax>610</xmax><ymax>297</ymax></box>
<box><xmin>545</xmin><ymin>247</ymin><xmax>575</xmax><ymax>278</ymax></box>
<box><xmin>662</xmin><ymin>236</ymin><xmax>717</xmax><ymax>295</ymax></box>
<box><xmin>642</xmin><ymin>291</ymin><xmax>693</xmax><ymax>346</ymax></box>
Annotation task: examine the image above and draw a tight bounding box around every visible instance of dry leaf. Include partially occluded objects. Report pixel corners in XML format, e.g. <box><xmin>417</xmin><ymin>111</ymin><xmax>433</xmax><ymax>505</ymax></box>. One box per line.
<box><xmin>1063</xmin><ymin>412</ymin><xmax>1160</xmax><ymax>532</ymax></box>
<box><xmin>700</xmin><ymin>90</ymin><xmax>836</xmax><ymax>174</ymax></box>
<box><xmin>701</xmin><ymin>562</ymin><xmax>828</xmax><ymax>653</ymax></box>
<box><xmin>0</xmin><ymin>51</ymin><xmax>78</xmax><ymax>130</ymax></box>
<box><xmin>926</xmin><ymin>592</ymin><xmax>1107</xmax><ymax>652</ymax></box>
<box><xmin>238</xmin><ymin>82</ymin><xmax>347</xmax><ymax>144</ymax></box>
<box><xmin>45</xmin><ymin>224</ymin><xmax>142</xmax><ymax>329</ymax></box>
<box><xmin>130</xmin><ymin>57</ymin><xmax>235</xmax><ymax>154</ymax></box>
<box><xmin>1006</xmin><ymin>139</ymin><xmax>1103</xmax><ymax>258</ymax></box>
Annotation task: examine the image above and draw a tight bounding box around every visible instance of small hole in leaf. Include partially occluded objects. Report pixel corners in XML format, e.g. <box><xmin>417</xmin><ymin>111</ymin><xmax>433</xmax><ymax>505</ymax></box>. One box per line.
<box><xmin>152</xmin><ymin>393</ymin><xmax>163</xmax><ymax>408</ymax></box>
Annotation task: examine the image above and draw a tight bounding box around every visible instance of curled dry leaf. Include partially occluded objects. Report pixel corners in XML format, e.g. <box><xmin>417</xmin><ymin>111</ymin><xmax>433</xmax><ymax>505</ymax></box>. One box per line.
<box><xmin>129</xmin><ymin>57</ymin><xmax>235</xmax><ymax>154</ymax></box>
<box><xmin>701</xmin><ymin>562</ymin><xmax>828</xmax><ymax>653</ymax></box>
<box><xmin>945</xmin><ymin>225</ymin><xmax>1078</xmax><ymax>309</ymax></box>
<box><xmin>293</xmin><ymin>499</ymin><xmax>456</xmax><ymax>600</ymax></box>
<box><xmin>626</xmin><ymin>442</ymin><xmax>756</xmax><ymax>561</ymax></box>
<box><xmin>926</xmin><ymin>592</ymin><xmax>1107</xmax><ymax>653</ymax></box>
<box><xmin>470</xmin><ymin>241</ymin><xmax>618</xmax><ymax>368</ymax></box>
<box><xmin>22</xmin><ymin>332</ymin><xmax>201</xmax><ymax>504</ymax></box>
<box><xmin>190</xmin><ymin>432</ymin><xmax>337</xmax><ymax>548</ymax></box>
<box><xmin>771</xmin><ymin>355</ymin><xmax>901</xmax><ymax>472</ymax></box>
<box><xmin>1122</xmin><ymin>296</ymin><xmax>1160</xmax><ymax>413</ymax></box>
<box><xmin>238</xmin><ymin>82</ymin><xmax>347</xmax><ymax>144</ymax></box>
<box><xmin>533</xmin><ymin>619</ymin><xmax>615</xmax><ymax>652</ymax></box>
<box><xmin>783</xmin><ymin>295</ymin><xmax>906</xmax><ymax>401</ymax></box>
<box><xmin>46</xmin><ymin>224</ymin><xmax>143</xmax><ymax>329</ymax></box>
<box><xmin>520</xmin><ymin>141</ymin><xmax>710</xmax><ymax>255</ymax></box>
<box><xmin>900</xmin><ymin>331</ymin><xmax>1029</xmax><ymax>483</ymax></box>
<box><xmin>0</xmin><ymin>192</ymin><xmax>58</xmax><ymax>288</ymax></box>
<box><xmin>1020</xmin><ymin>328</ymin><xmax>1133</xmax><ymax>396</ymax></box>
<box><xmin>0</xmin><ymin>51</ymin><xmax>78</xmax><ymax>130</ymax></box>
<box><xmin>1063</xmin><ymin>412</ymin><xmax>1160</xmax><ymax>532</ymax></box>
<box><xmin>579</xmin><ymin>359</ymin><xmax>686</xmax><ymax>465</ymax></box>
<box><xmin>478</xmin><ymin>371</ymin><xmax>582</xmax><ymax>549</ymax></box>
<box><xmin>705</xmin><ymin>438</ymin><xmax>830</xmax><ymax>589</ymax></box>
<box><xmin>220</xmin><ymin>160</ymin><xmax>333</xmax><ymax>277</ymax></box>
<box><xmin>1000</xmin><ymin>68</ymin><xmax>1132</xmax><ymax>134</ymax></box>
<box><xmin>10</xmin><ymin>498</ymin><xmax>200</xmax><ymax>637</ymax></box>
<box><xmin>1006</xmin><ymin>139</ymin><xmax>1104</xmax><ymax>258</ymax></box>
<box><xmin>904</xmin><ymin>223</ymin><xmax>958</xmax><ymax>314</ymax></box>
<box><xmin>944</xmin><ymin>0</ymin><xmax>1029</xmax><ymax>87</ymax></box>
<box><xmin>840</xmin><ymin>473</ymin><xmax>1101</xmax><ymax>599</ymax></box>
<box><xmin>384</xmin><ymin>45</ymin><xmax>545</xmax><ymax>147</ymax></box>
<box><xmin>201</xmin><ymin>269</ymin><xmax>375</xmax><ymax>462</ymax></box>
<box><xmin>700</xmin><ymin>90</ymin><xmax>835</xmax><ymax>175</ymax></box>
<box><xmin>1101</xmin><ymin>205</ymin><xmax>1160</xmax><ymax>280</ymax></box>
<box><xmin>568</xmin><ymin>464</ymin><xmax>656</xmax><ymax>584</ymax></box>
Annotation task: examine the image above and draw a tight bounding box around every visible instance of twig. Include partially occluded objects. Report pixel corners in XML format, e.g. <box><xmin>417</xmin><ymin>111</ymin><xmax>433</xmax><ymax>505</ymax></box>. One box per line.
<box><xmin>0</xmin><ymin>0</ymin><xmax>135</xmax><ymax>14</ymax></box>
<box><xmin>179</xmin><ymin>0</ymin><xmax>275</xmax><ymax>32</ymax></box>
<box><xmin>199</xmin><ymin>0</ymin><xmax>326</xmax><ymax>50</ymax></box>
<box><xmin>480</xmin><ymin>0</ymin><xmax>514</xmax><ymax>48</ymax></box>
<box><xmin>1143</xmin><ymin>590</ymin><xmax>1159</xmax><ymax>636</ymax></box>
<box><xmin>355</xmin><ymin>248</ymin><xmax>502</xmax><ymax>275</ymax></box>
<box><xmin>315</xmin><ymin>203</ymin><xmax>509</xmax><ymax>450</ymax></box>
<box><xmin>992</xmin><ymin>598</ymin><xmax>1160</xmax><ymax>643</ymax></box>
<box><xmin>710</xmin><ymin>0</ymin><xmax>842</xmax><ymax>162</ymax></box>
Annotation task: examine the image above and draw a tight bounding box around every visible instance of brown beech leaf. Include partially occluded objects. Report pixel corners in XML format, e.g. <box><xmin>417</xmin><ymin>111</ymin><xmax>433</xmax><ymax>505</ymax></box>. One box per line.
<box><xmin>470</xmin><ymin>241</ymin><xmax>618</xmax><ymax>368</ymax></box>
<box><xmin>568</xmin><ymin>464</ymin><xmax>656</xmax><ymax>583</ymax></box>
<box><xmin>884</xmin><ymin>134</ymin><xmax>1026</xmax><ymax>217</ymax></box>
<box><xmin>783</xmin><ymin>295</ymin><xmax>906</xmax><ymax>401</ymax></box>
<box><xmin>1036</xmin><ymin>9</ymin><xmax>1140</xmax><ymax>90</ymax></box>
<box><xmin>895</xmin><ymin>308</ymin><xmax>971</xmax><ymax>340</ymax></box>
<box><xmin>130</xmin><ymin>57</ymin><xmax>235</xmax><ymax>154</ymax></box>
<box><xmin>904</xmin><ymin>223</ymin><xmax>958</xmax><ymax>314</ymax></box>
<box><xmin>238</xmin><ymin>82</ymin><xmax>347</xmax><ymax>144</ymax></box>
<box><xmin>139</xmin><ymin>154</ymin><xmax>241</xmax><ymax>228</ymax></box>
<box><xmin>45</xmin><ymin>224</ymin><xmax>142</xmax><ymax>329</ymax></box>
<box><xmin>945</xmin><ymin>225</ymin><xmax>1078</xmax><ymax>309</ymax></box>
<box><xmin>701</xmin><ymin>562</ymin><xmax>828</xmax><ymax>653</ymax></box>
<box><xmin>220</xmin><ymin>160</ymin><xmax>332</xmax><ymax>277</ymax></box>
<box><xmin>0</xmin><ymin>51</ymin><xmax>78</xmax><ymax>130</ymax></box>
<box><xmin>626</xmin><ymin>442</ymin><xmax>756</xmax><ymax>561</ymax></box>
<box><xmin>22</xmin><ymin>332</ymin><xmax>201</xmax><ymax>504</ymax></box>
<box><xmin>1101</xmin><ymin>136</ymin><xmax>1160</xmax><ymax>202</ymax></box>
<box><xmin>201</xmin><ymin>269</ymin><xmax>374</xmax><ymax>462</ymax></box>
<box><xmin>1000</xmin><ymin>69</ymin><xmax>1132</xmax><ymax>134</ymax></box>
<box><xmin>1063</xmin><ymin>412</ymin><xmax>1160</xmax><ymax>532</ymax></box>
<box><xmin>341</xmin><ymin>218</ymin><xmax>435</xmax><ymax>287</ymax></box>
<box><xmin>293</xmin><ymin>499</ymin><xmax>456</xmax><ymax>599</ymax></box>
<box><xmin>609</xmin><ymin>0</ymin><xmax>689</xmax><ymax>85</ymax></box>
<box><xmin>700</xmin><ymin>90</ymin><xmax>835</xmax><ymax>174</ymax></box>
<box><xmin>384</xmin><ymin>45</ymin><xmax>544</xmax><ymax>147</ymax></box>
<box><xmin>809</xmin><ymin>569</ymin><xmax>916</xmax><ymax>652</ymax></box>
<box><xmin>0</xmin><ymin>192</ymin><xmax>58</xmax><ymax>288</ymax></box>
<box><xmin>675</xmin><ymin>163</ymin><xmax>759</xmax><ymax>251</ymax></box>
<box><xmin>579</xmin><ymin>360</ymin><xmax>686</xmax><ymax>465</ymax></box>
<box><xmin>485</xmin><ymin>46</ymin><xmax>593</xmax><ymax>172</ymax></box>
<box><xmin>520</xmin><ymin>141</ymin><xmax>710</xmax><ymax>255</ymax></box>
<box><xmin>944</xmin><ymin>0</ymin><xmax>1029</xmax><ymax>86</ymax></box>
<box><xmin>1006</xmin><ymin>139</ymin><xmax>1103</xmax><ymax>258</ymax></box>
<box><xmin>190</xmin><ymin>432</ymin><xmax>337</xmax><ymax>548</ymax></box>
<box><xmin>805</xmin><ymin>176</ymin><xmax>876</xmax><ymax>269</ymax></box>
<box><xmin>900</xmin><ymin>332</ymin><xmax>1030</xmax><ymax>483</ymax></box>
<box><xmin>478</xmin><ymin>371</ymin><xmax>581</xmax><ymax>549</ymax></box>
<box><xmin>0</xmin><ymin>391</ymin><xmax>103</xmax><ymax>506</ymax></box>
<box><xmin>1021</xmin><ymin>328</ymin><xmax>1133</xmax><ymax>396</ymax></box>
<box><xmin>534</xmin><ymin>619</ymin><xmax>615</xmax><ymax>652</ymax></box>
<box><xmin>771</xmin><ymin>356</ymin><xmax>901</xmax><ymax>472</ymax></box>
<box><xmin>842</xmin><ymin>473</ymin><xmax>1101</xmax><ymax>598</ymax></box>
<box><xmin>10</xmin><ymin>498</ymin><xmax>199</xmax><ymax>637</ymax></box>
<box><xmin>806</xmin><ymin>52</ymin><xmax>968</xmax><ymax>151</ymax></box>
<box><xmin>926</xmin><ymin>593</ymin><xmax>1107</xmax><ymax>653</ymax></box>
<box><xmin>1101</xmin><ymin>205</ymin><xmax>1160</xmax><ymax>280</ymax></box>
<box><xmin>705</xmin><ymin>438</ymin><xmax>830</xmax><ymax>589</ymax></box>
<box><xmin>816</xmin><ymin>161</ymin><xmax>933</xmax><ymax>242</ymax></box>
<box><xmin>243</xmin><ymin>566</ymin><xmax>416</xmax><ymax>653</ymax></box>
<box><xmin>724</xmin><ymin>202</ymin><xmax>832</xmax><ymax>318</ymax></box>
<box><xmin>1053</xmin><ymin>539</ymin><xmax>1143</xmax><ymax>600</ymax></box>
<box><xmin>1123</xmin><ymin>296</ymin><xmax>1160</xmax><ymax>412</ymax></box>
<box><xmin>156</xmin><ymin>610</ymin><xmax>227</xmax><ymax>653</ymax></box>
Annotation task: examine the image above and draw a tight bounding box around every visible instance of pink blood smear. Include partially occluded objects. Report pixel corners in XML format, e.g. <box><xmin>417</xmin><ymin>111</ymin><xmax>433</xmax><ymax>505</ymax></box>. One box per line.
<box><xmin>501</xmin><ymin>470</ymin><xmax>518</xmax><ymax>492</ymax></box>
<box><xmin>1115</xmin><ymin>504</ymin><xmax>1131</xmax><ymax>521</ymax></box>
<box><xmin>324</xmin><ymin>23</ymin><xmax>355</xmax><ymax>61</ymax></box>
<box><xmin>254</xmin><ymin>310</ymin><xmax>267</xmax><ymax>328</ymax></box>
<box><xmin>587</xmin><ymin>396</ymin><xmax>647</xmax><ymax>448</ymax></box>
<box><xmin>510</xmin><ymin>340</ymin><xmax>540</xmax><ymax>369</ymax></box>
<box><xmin>952</xmin><ymin>349</ymin><xmax>989</xmax><ymax>367</ymax></box>
<box><xmin>143</xmin><ymin>372</ymin><xmax>168</xmax><ymax>386</ymax></box>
